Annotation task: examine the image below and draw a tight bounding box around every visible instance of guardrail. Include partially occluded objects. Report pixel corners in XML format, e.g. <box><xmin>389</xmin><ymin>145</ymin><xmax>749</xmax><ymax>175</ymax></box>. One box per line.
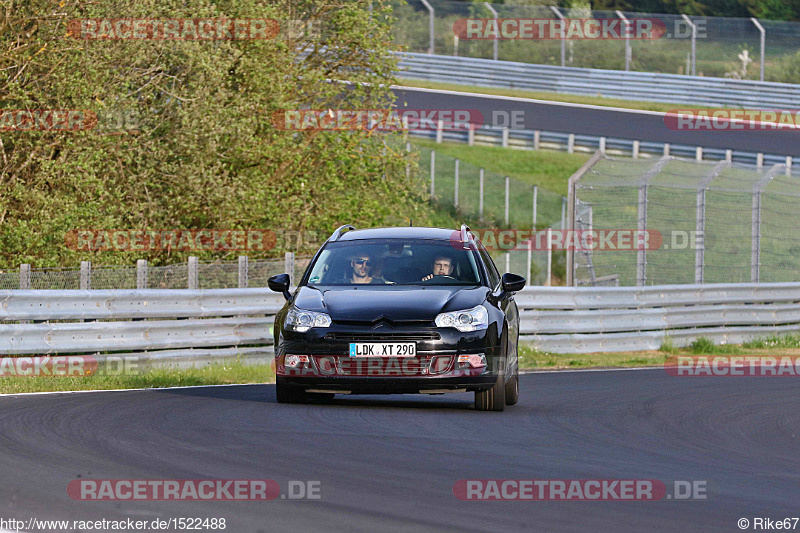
<box><xmin>2</xmin><ymin>284</ymin><xmax>799</xmax><ymax>358</ymax></box>
<box><xmin>0</xmin><ymin>289</ymin><xmax>286</xmax><ymax>368</ymax></box>
<box><xmin>411</xmin><ymin>125</ymin><xmax>796</xmax><ymax>172</ymax></box>
<box><xmin>517</xmin><ymin>283</ymin><xmax>800</xmax><ymax>353</ymax></box>
<box><xmin>396</xmin><ymin>52</ymin><xmax>800</xmax><ymax>109</ymax></box>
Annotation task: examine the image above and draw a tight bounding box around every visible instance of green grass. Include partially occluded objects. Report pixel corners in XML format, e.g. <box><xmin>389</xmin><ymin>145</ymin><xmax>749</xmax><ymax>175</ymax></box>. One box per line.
<box><xmin>0</xmin><ymin>361</ymin><xmax>275</xmax><ymax>395</ymax></box>
<box><xmin>411</xmin><ymin>138</ymin><xmax>588</xmax><ymax>195</ymax></box>
<box><xmin>520</xmin><ymin>333</ymin><xmax>800</xmax><ymax>371</ymax></box>
<box><xmin>398</xmin><ymin>79</ymin><xmax>722</xmax><ymax>114</ymax></box>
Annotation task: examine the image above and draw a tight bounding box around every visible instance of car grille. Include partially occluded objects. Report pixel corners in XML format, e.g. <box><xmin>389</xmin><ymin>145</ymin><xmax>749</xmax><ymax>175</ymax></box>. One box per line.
<box><xmin>324</xmin><ymin>332</ymin><xmax>440</xmax><ymax>342</ymax></box>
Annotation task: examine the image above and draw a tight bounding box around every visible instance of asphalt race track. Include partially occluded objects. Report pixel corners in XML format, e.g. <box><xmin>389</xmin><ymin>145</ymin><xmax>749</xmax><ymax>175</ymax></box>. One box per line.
<box><xmin>394</xmin><ymin>86</ymin><xmax>800</xmax><ymax>156</ymax></box>
<box><xmin>0</xmin><ymin>370</ymin><xmax>798</xmax><ymax>532</ymax></box>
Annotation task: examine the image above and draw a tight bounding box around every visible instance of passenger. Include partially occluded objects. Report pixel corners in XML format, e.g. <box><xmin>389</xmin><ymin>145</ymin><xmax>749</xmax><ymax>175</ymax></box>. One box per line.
<box><xmin>349</xmin><ymin>253</ymin><xmax>387</xmax><ymax>284</ymax></box>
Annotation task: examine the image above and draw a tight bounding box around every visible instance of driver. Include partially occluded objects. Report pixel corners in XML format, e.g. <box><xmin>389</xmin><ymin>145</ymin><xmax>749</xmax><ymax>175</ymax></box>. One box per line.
<box><xmin>421</xmin><ymin>254</ymin><xmax>455</xmax><ymax>281</ymax></box>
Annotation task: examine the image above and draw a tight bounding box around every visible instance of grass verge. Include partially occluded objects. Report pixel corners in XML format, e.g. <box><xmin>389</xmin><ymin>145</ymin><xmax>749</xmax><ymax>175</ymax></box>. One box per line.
<box><xmin>0</xmin><ymin>361</ymin><xmax>275</xmax><ymax>395</ymax></box>
<box><xmin>520</xmin><ymin>334</ymin><xmax>800</xmax><ymax>371</ymax></box>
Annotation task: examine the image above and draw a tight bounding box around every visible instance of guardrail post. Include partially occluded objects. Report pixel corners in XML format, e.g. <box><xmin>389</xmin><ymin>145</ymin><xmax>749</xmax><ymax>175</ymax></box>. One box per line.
<box><xmin>285</xmin><ymin>252</ymin><xmax>296</xmax><ymax>287</ymax></box>
<box><xmin>787</xmin><ymin>156</ymin><xmax>793</xmax><ymax>175</ymax></box>
<box><xmin>479</xmin><ymin>168</ymin><xmax>484</xmax><ymax>219</ymax></box>
<box><xmin>454</xmin><ymin>158</ymin><xmax>460</xmax><ymax>208</ymax></box>
<box><xmin>533</xmin><ymin>130</ymin><xmax>540</xmax><ymax>150</ymax></box>
<box><xmin>468</xmin><ymin>126</ymin><xmax>475</xmax><ymax>146</ymax></box>
<box><xmin>663</xmin><ymin>143</ymin><xmax>670</xmax><ymax>156</ymax></box>
<box><xmin>567</xmin><ymin>134</ymin><xmax>575</xmax><ymax>154</ymax></box>
<box><xmin>435</xmin><ymin>119</ymin><xmax>443</xmax><ymax>143</ymax></box>
<box><xmin>430</xmin><ymin>150</ymin><xmax>436</xmax><ymax>199</ymax></box>
<box><xmin>599</xmin><ymin>137</ymin><xmax>606</xmax><ymax>154</ymax></box>
<box><xmin>484</xmin><ymin>2</ymin><xmax>498</xmax><ymax>61</ymax></box>
<box><xmin>550</xmin><ymin>6</ymin><xmax>566</xmax><ymax>66</ymax></box>
<box><xmin>725</xmin><ymin>149</ymin><xmax>733</xmax><ymax>162</ymax></box>
<box><xmin>632</xmin><ymin>140</ymin><xmax>640</xmax><ymax>159</ymax></box>
<box><xmin>682</xmin><ymin>15</ymin><xmax>696</xmax><ymax>76</ymax></box>
<box><xmin>136</xmin><ymin>259</ymin><xmax>148</xmax><ymax>289</ymax></box>
<box><xmin>188</xmin><ymin>257</ymin><xmax>198</xmax><ymax>289</ymax></box>
<box><xmin>616</xmin><ymin>10</ymin><xmax>631</xmax><ymax>71</ymax></box>
<box><xmin>19</xmin><ymin>264</ymin><xmax>31</xmax><ymax>290</ymax></box>
<box><xmin>532</xmin><ymin>186</ymin><xmax>538</xmax><ymax>229</ymax></box>
<box><xmin>504</xmin><ymin>176</ymin><xmax>510</xmax><ymax>226</ymax></box>
<box><xmin>752</xmin><ymin>164</ymin><xmax>783</xmax><ymax>282</ymax></box>
<box><xmin>419</xmin><ymin>0</ymin><xmax>434</xmax><ymax>55</ymax></box>
<box><xmin>238</xmin><ymin>256</ymin><xmax>249</xmax><ymax>288</ymax></box>
<box><xmin>757</xmin><ymin>153</ymin><xmax>764</xmax><ymax>169</ymax></box>
<box><xmin>80</xmin><ymin>261</ymin><xmax>91</xmax><ymax>290</ymax></box>
<box><xmin>695</xmin><ymin>161</ymin><xmax>729</xmax><ymax>283</ymax></box>
<box><xmin>695</xmin><ymin>147</ymin><xmax>703</xmax><ymax>161</ymax></box>
<box><xmin>751</xmin><ymin>18</ymin><xmax>765</xmax><ymax>82</ymax></box>
<box><xmin>502</xmin><ymin>127</ymin><xmax>509</xmax><ymax>148</ymax></box>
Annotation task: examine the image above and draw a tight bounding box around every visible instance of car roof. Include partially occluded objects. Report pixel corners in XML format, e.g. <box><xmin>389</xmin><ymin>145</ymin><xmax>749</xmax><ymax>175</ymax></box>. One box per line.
<box><xmin>336</xmin><ymin>227</ymin><xmax>458</xmax><ymax>241</ymax></box>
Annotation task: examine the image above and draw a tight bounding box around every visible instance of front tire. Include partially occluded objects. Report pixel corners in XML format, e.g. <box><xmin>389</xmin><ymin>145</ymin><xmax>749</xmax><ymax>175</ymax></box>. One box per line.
<box><xmin>505</xmin><ymin>366</ymin><xmax>519</xmax><ymax>405</ymax></box>
<box><xmin>475</xmin><ymin>371</ymin><xmax>506</xmax><ymax>411</ymax></box>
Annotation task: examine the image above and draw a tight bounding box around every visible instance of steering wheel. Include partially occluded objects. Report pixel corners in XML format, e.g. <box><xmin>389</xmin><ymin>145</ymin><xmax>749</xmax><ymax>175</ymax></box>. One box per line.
<box><xmin>422</xmin><ymin>274</ymin><xmax>460</xmax><ymax>284</ymax></box>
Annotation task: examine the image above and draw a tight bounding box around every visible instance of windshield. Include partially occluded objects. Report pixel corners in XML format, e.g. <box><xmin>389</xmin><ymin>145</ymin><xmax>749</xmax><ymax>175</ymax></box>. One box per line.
<box><xmin>305</xmin><ymin>238</ymin><xmax>483</xmax><ymax>287</ymax></box>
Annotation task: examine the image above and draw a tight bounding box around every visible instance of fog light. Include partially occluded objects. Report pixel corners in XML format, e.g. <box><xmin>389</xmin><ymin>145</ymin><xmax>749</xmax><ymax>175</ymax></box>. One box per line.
<box><xmin>457</xmin><ymin>354</ymin><xmax>487</xmax><ymax>369</ymax></box>
<box><xmin>284</xmin><ymin>355</ymin><xmax>309</xmax><ymax>368</ymax></box>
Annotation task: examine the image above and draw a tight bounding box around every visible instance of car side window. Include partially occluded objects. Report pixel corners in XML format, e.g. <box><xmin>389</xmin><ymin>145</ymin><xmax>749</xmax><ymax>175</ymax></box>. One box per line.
<box><xmin>477</xmin><ymin>242</ymin><xmax>501</xmax><ymax>289</ymax></box>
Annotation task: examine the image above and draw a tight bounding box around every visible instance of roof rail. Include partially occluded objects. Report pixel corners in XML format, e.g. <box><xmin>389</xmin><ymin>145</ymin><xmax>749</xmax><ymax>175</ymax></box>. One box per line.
<box><xmin>460</xmin><ymin>224</ymin><xmax>472</xmax><ymax>243</ymax></box>
<box><xmin>329</xmin><ymin>224</ymin><xmax>356</xmax><ymax>242</ymax></box>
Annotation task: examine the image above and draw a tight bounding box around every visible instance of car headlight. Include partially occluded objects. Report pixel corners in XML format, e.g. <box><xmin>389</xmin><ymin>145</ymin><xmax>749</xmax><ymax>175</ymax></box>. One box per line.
<box><xmin>285</xmin><ymin>307</ymin><xmax>331</xmax><ymax>333</ymax></box>
<box><xmin>435</xmin><ymin>305</ymin><xmax>488</xmax><ymax>332</ymax></box>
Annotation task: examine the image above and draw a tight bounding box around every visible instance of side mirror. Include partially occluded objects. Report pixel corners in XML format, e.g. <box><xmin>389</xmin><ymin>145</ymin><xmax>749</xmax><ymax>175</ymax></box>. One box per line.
<box><xmin>501</xmin><ymin>273</ymin><xmax>526</xmax><ymax>293</ymax></box>
<box><xmin>268</xmin><ymin>273</ymin><xmax>292</xmax><ymax>301</ymax></box>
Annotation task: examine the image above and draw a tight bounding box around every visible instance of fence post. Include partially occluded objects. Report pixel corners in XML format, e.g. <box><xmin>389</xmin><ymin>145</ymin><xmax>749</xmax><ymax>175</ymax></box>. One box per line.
<box><xmin>285</xmin><ymin>252</ymin><xmax>296</xmax><ymax>287</ymax></box>
<box><xmin>405</xmin><ymin>141</ymin><xmax>411</xmax><ymax>179</ymax></box>
<box><xmin>479</xmin><ymin>168</ymin><xmax>485</xmax><ymax>219</ymax></box>
<box><xmin>484</xmin><ymin>2</ymin><xmax>498</xmax><ymax>61</ymax></box>
<box><xmin>19</xmin><ymin>264</ymin><xmax>31</xmax><ymax>290</ymax></box>
<box><xmin>453</xmin><ymin>34</ymin><xmax>459</xmax><ymax>56</ymax></box>
<box><xmin>526</xmin><ymin>239</ymin><xmax>532</xmax><ymax>284</ymax></box>
<box><xmin>136</xmin><ymin>259</ymin><xmax>148</xmax><ymax>289</ymax></box>
<box><xmin>637</xmin><ymin>157</ymin><xmax>671</xmax><ymax>286</ymax></box>
<box><xmin>550</xmin><ymin>6</ymin><xmax>566</xmax><ymax>67</ymax></box>
<box><xmin>751</xmin><ymin>164</ymin><xmax>783</xmax><ymax>282</ymax></box>
<box><xmin>80</xmin><ymin>261</ymin><xmax>91</xmax><ymax>290</ymax></box>
<box><xmin>188</xmin><ymin>256</ymin><xmax>198</xmax><ymax>289</ymax></box>
<box><xmin>532</xmin><ymin>186</ymin><xmax>538</xmax><ymax>229</ymax></box>
<box><xmin>238</xmin><ymin>255</ymin><xmax>249</xmax><ymax>288</ymax></box>
<box><xmin>430</xmin><ymin>150</ymin><xmax>436</xmax><ymax>199</ymax></box>
<box><xmin>454</xmin><ymin>158</ymin><xmax>459</xmax><ymax>208</ymax></box>
<box><xmin>419</xmin><ymin>0</ymin><xmax>434</xmax><ymax>55</ymax></box>
<box><xmin>682</xmin><ymin>14</ymin><xmax>696</xmax><ymax>76</ymax></box>
<box><xmin>566</xmin><ymin>150</ymin><xmax>604</xmax><ymax>287</ymax></box>
<box><xmin>504</xmin><ymin>176</ymin><xmax>510</xmax><ymax>226</ymax></box>
<box><xmin>616</xmin><ymin>10</ymin><xmax>631</xmax><ymax>71</ymax></box>
<box><xmin>560</xmin><ymin>197</ymin><xmax>566</xmax><ymax>230</ymax></box>
<box><xmin>545</xmin><ymin>228</ymin><xmax>552</xmax><ymax>286</ymax></box>
<box><xmin>505</xmin><ymin>252</ymin><xmax>510</xmax><ymax>275</ymax></box>
<box><xmin>695</xmin><ymin>161</ymin><xmax>729</xmax><ymax>283</ymax></box>
<box><xmin>751</xmin><ymin>18</ymin><xmax>765</xmax><ymax>82</ymax></box>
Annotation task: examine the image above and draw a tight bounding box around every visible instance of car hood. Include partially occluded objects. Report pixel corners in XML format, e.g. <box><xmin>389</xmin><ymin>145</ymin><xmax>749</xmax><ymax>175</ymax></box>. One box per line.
<box><xmin>292</xmin><ymin>285</ymin><xmax>489</xmax><ymax>323</ymax></box>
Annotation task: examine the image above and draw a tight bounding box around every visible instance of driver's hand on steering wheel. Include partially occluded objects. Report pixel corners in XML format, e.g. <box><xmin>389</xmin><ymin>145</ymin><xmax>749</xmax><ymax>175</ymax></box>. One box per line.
<box><xmin>421</xmin><ymin>274</ymin><xmax>433</xmax><ymax>281</ymax></box>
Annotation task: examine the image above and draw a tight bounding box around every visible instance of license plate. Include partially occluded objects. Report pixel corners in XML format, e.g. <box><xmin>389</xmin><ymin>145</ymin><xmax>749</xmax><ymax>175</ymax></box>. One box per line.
<box><xmin>349</xmin><ymin>342</ymin><xmax>416</xmax><ymax>357</ymax></box>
